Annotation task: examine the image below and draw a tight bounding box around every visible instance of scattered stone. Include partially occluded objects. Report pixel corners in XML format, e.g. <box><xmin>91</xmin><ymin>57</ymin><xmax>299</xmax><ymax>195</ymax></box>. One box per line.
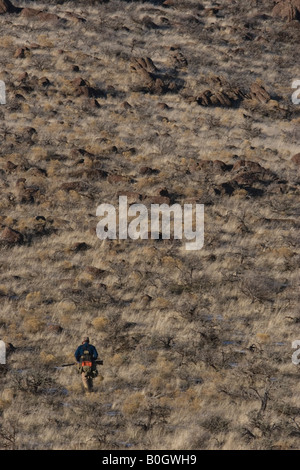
<box><xmin>192</xmin><ymin>160</ymin><xmax>231</xmax><ymax>173</ymax></box>
<box><xmin>71</xmin><ymin>77</ymin><xmax>88</xmax><ymax>88</ymax></box>
<box><xmin>14</xmin><ymin>46</ymin><xmax>29</xmax><ymax>59</ymax></box>
<box><xmin>89</xmin><ymin>98</ymin><xmax>101</xmax><ymax>108</ymax></box>
<box><xmin>70</xmin><ymin>148</ymin><xmax>94</xmax><ymax>160</ymax></box>
<box><xmin>291</xmin><ymin>153</ymin><xmax>300</xmax><ymax>165</ymax></box>
<box><xmin>130</xmin><ymin>57</ymin><xmax>179</xmax><ymax>94</ymax></box>
<box><xmin>249</xmin><ymin>82</ymin><xmax>271</xmax><ymax>103</ymax></box>
<box><xmin>70</xmin><ymin>242</ymin><xmax>90</xmax><ymax>252</ymax></box>
<box><xmin>107</xmin><ymin>174</ymin><xmax>131</xmax><ymax>184</ymax></box>
<box><xmin>121</xmin><ymin>101</ymin><xmax>132</xmax><ymax>110</ymax></box>
<box><xmin>143</xmin><ymin>195</ymin><xmax>171</xmax><ymax>205</ymax></box>
<box><xmin>131</xmin><ymin>57</ymin><xmax>158</xmax><ymax>74</ymax></box>
<box><xmin>47</xmin><ymin>324</ymin><xmax>63</xmax><ymax>334</ymax></box>
<box><xmin>196</xmin><ymin>87</ymin><xmax>245</xmax><ymax>107</ymax></box>
<box><xmin>141</xmin><ymin>16</ymin><xmax>159</xmax><ymax>29</ymax></box>
<box><xmin>204</xmin><ymin>6</ymin><xmax>221</xmax><ymax>16</ymax></box>
<box><xmin>232</xmin><ymin>160</ymin><xmax>264</xmax><ymax>172</ymax></box>
<box><xmin>213</xmin><ymin>182</ymin><xmax>237</xmax><ymax>196</ymax></box>
<box><xmin>5</xmin><ymin>161</ymin><xmax>18</xmax><ymax>172</ymax></box>
<box><xmin>122</xmin><ymin>148</ymin><xmax>136</xmax><ymax>158</ymax></box>
<box><xmin>20</xmin><ymin>126</ymin><xmax>37</xmax><ymax>143</ymax></box>
<box><xmin>0</xmin><ymin>226</ymin><xmax>23</xmax><ymax>245</ymax></box>
<box><xmin>26</xmin><ymin>166</ymin><xmax>47</xmax><ymax>177</ymax></box>
<box><xmin>16</xmin><ymin>179</ymin><xmax>40</xmax><ymax>204</ymax></box>
<box><xmin>163</xmin><ymin>0</ymin><xmax>175</xmax><ymax>6</ymax></box>
<box><xmin>16</xmin><ymin>71</ymin><xmax>28</xmax><ymax>82</ymax></box>
<box><xmin>157</xmin><ymin>102</ymin><xmax>170</xmax><ymax>110</ymax></box>
<box><xmin>6</xmin><ymin>342</ymin><xmax>16</xmax><ymax>354</ymax></box>
<box><xmin>272</xmin><ymin>0</ymin><xmax>300</xmax><ymax>21</ymax></box>
<box><xmin>60</xmin><ymin>181</ymin><xmax>88</xmax><ymax>192</ymax></box>
<box><xmin>20</xmin><ymin>7</ymin><xmax>61</xmax><ymax>23</ymax></box>
<box><xmin>139</xmin><ymin>166</ymin><xmax>159</xmax><ymax>175</ymax></box>
<box><xmin>69</xmin><ymin>77</ymin><xmax>105</xmax><ymax>99</ymax></box>
<box><xmin>195</xmin><ymin>76</ymin><xmax>273</xmax><ymax>108</ymax></box>
<box><xmin>38</xmin><ymin>77</ymin><xmax>50</xmax><ymax>87</ymax></box>
<box><xmin>231</xmin><ymin>160</ymin><xmax>277</xmax><ymax>186</ymax></box>
<box><xmin>29</xmin><ymin>43</ymin><xmax>40</xmax><ymax>49</ymax></box>
<box><xmin>170</xmin><ymin>49</ymin><xmax>188</xmax><ymax>68</ymax></box>
<box><xmin>63</xmin><ymin>11</ymin><xmax>86</xmax><ymax>23</ymax></box>
<box><xmin>117</xmin><ymin>191</ymin><xmax>142</xmax><ymax>204</ymax></box>
<box><xmin>84</xmin><ymin>266</ymin><xmax>105</xmax><ymax>278</ymax></box>
<box><xmin>0</xmin><ymin>0</ymin><xmax>20</xmax><ymax>14</ymax></box>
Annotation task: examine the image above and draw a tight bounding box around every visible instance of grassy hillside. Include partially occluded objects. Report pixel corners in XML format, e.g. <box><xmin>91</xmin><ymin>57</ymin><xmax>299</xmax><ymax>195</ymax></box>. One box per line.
<box><xmin>0</xmin><ymin>0</ymin><xmax>299</xmax><ymax>450</ymax></box>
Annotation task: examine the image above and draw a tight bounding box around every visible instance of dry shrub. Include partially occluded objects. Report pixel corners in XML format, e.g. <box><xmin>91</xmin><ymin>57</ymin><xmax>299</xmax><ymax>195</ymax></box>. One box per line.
<box><xmin>92</xmin><ymin>316</ymin><xmax>109</xmax><ymax>332</ymax></box>
<box><xmin>24</xmin><ymin>317</ymin><xmax>45</xmax><ymax>334</ymax></box>
<box><xmin>122</xmin><ymin>392</ymin><xmax>146</xmax><ymax>416</ymax></box>
<box><xmin>25</xmin><ymin>292</ymin><xmax>42</xmax><ymax>308</ymax></box>
<box><xmin>58</xmin><ymin>300</ymin><xmax>77</xmax><ymax>313</ymax></box>
<box><xmin>39</xmin><ymin>351</ymin><xmax>56</xmax><ymax>366</ymax></box>
<box><xmin>256</xmin><ymin>333</ymin><xmax>271</xmax><ymax>343</ymax></box>
<box><xmin>0</xmin><ymin>285</ymin><xmax>9</xmax><ymax>296</ymax></box>
<box><xmin>173</xmin><ymin>388</ymin><xmax>203</xmax><ymax>413</ymax></box>
<box><xmin>201</xmin><ymin>414</ymin><xmax>230</xmax><ymax>434</ymax></box>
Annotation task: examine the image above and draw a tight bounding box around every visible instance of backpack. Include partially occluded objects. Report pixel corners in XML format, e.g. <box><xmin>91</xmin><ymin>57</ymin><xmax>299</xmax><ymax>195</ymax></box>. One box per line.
<box><xmin>79</xmin><ymin>347</ymin><xmax>98</xmax><ymax>378</ymax></box>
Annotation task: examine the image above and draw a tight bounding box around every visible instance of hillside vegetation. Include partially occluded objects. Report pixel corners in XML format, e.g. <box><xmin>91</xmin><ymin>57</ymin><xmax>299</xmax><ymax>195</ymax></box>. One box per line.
<box><xmin>0</xmin><ymin>0</ymin><xmax>299</xmax><ymax>450</ymax></box>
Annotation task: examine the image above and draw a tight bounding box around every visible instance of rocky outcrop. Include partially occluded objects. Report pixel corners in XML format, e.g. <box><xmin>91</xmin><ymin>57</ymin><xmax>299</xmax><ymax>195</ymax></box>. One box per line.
<box><xmin>196</xmin><ymin>88</ymin><xmax>246</xmax><ymax>107</ymax></box>
<box><xmin>249</xmin><ymin>82</ymin><xmax>271</xmax><ymax>104</ymax></box>
<box><xmin>130</xmin><ymin>57</ymin><xmax>180</xmax><ymax>94</ymax></box>
<box><xmin>272</xmin><ymin>0</ymin><xmax>300</xmax><ymax>21</ymax></box>
<box><xmin>20</xmin><ymin>7</ymin><xmax>62</xmax><ymax>23</ymax></box>
<box><xmin>291</xmin><ymin>153</ymin><xmax>300</xmax><ymax>164</ymax></box>
<box><xmin>68</xmin><ymin>77</ymin><xmax>105</xmax><ymax>99</ymax></box>
<box><xmin>16</xmin><ymin>178</ymin><xmax>40</xmax><ymax>204</ymax></box>
<box><xmin>0</xmin><ymin>1</ymin><xmax>65</xmax><ymax>22</ymax></box>
<box><xmin>60</xmin><ymin>181</ymin><xmax>89</xmax><ymax>192</ymax></box>
<box><xmin>195</xmin><ymin>78</ymin><xmax>272</xmax><ymax>108</ymax></box>
<box><xmin>0</xmin><ymin>0</ymin><xmax>20</xmax><ymax>14</ymax></box>
<box><xmin>0</xmin><ymin>226</ymin><xmax>23</xmax><ymax>245</ymax></box>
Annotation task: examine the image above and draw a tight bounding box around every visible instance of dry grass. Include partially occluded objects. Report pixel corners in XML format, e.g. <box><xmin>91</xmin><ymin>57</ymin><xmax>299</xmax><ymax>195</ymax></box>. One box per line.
<box><xmin>0</xmin><ymin>0</ymin><xmax>299</xmax><ymax>451</ymax></box>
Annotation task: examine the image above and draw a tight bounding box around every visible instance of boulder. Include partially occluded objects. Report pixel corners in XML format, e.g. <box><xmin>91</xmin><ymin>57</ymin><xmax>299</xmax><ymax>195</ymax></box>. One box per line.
<box><xmin>84</xmin><ymin>266</ymin><xmax>105</xmax><ymax>278</ymax></box>
<box><xmin>16</xmin><ymin>179</ymin><xmax>40</xmax><ymax>204</ymax></box>
<box><xmin>5</xmin><ymin>161</ymin><xmax>18</xmax><ymax>172</ymax></box>
<box><xmin>47</xmin><ymin>324</ymin><xmax>63</xmax><ymax>334</ymax></box>
<box><xmin>14</xmin><ymin>46</ymin><xmax>29</xmax><ymax>59</ymax></box>
<box><xmin>0</xmin><ymin>0</ymin><xmax>20</xmax><ymax>14</ymax></box>
<box><xmin>272</xmin><ymin>0</ymin><xmax>300</xmax><ymax>21</ymax></box>
<box><xmin>69</xmin><ymin>77</ymin><xmax>104</xmax><ymax>99</ymax></box>
<box><xmin>231</xmin><ymin>160</ymin><xmax>277</xmax><ymax>185</ymax></box>
<box><xmin>139</xmin><ymin>166</ymin><xmax>159</xmax><ymax>175</ymax></box>
<box><xmin>0</xmin><ymin>226</ymin><xmax>23</xmax><ymax>245</ymax></box>
<box><xmin>70</xmin><ymin>242</ymin><xmax>90</xmax><ymax>252</ymax></box>
<box><xmin>291</xmin><ymin>153</ymin><xmax>300</xmax><ymax>165</ymax></box>
<box><xmin>60</xmin><ymin>181</ymin><xmax>88</xmax><ymax>192</ymax></box>
<box><xmin>196</xmin><ymin>87</ymin><xmax>245</xmax><ymax>107</ymax></box>
<box><xmin>249</xmin><ymin>82</ymin><xmax>271</xmax><ymax>103</ymax></box>
<box><xmin>20</xmin><ymin>8</ymin><xmax>61</xmax><ymax>22</ymax></box>
<box><xmin>130</xmin><ymin>57</ymin><xmax>179</xmax><ymax>94</ymax></box>
<box><xmin>107</xmin><ymin>174</ymin><xmax>131</xmax><ymax>184</ymax></box>
<box><xmin>193</xmin><ymin>159</ymin><xmax>231</xmax><ymax>173</ymax></box>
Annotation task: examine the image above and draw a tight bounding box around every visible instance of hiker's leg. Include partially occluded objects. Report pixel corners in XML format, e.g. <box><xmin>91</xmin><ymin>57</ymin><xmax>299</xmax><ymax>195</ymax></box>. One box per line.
<box><xmin>81</xmin><ymin>372</ymin><xmax>90</xmax><ymax>391</ymax></box>
<box><xmin>87</xmin><ymin>377</ymin><xmax>93</xmax><ymax>391</ymax></box>
<box><xmin>82</xmin><ymin>372</ymin><xmax>93</xmax><ymax>392</ymax></box>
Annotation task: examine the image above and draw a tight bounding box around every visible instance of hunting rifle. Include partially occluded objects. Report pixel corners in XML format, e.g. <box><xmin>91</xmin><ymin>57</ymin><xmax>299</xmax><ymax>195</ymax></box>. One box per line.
<box><xmin>56</xmin><ymin>360</ymin><xmax>103</xmax><ymax>368</ymax></box>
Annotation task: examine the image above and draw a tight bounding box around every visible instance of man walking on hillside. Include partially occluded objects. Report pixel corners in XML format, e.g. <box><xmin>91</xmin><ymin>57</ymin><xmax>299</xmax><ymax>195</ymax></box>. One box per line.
<box><xmin>75</xmin><ymin>336</ymin><xmax>98</xmax><ymax>392</ymax></box>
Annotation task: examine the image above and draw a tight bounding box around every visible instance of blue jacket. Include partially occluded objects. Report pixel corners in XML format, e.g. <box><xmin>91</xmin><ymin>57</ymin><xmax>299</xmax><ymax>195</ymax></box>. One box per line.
<box><xmin>75</xmin><ymin>342</ymin><xmax>98</xmax><ymax>363</ymax></box>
